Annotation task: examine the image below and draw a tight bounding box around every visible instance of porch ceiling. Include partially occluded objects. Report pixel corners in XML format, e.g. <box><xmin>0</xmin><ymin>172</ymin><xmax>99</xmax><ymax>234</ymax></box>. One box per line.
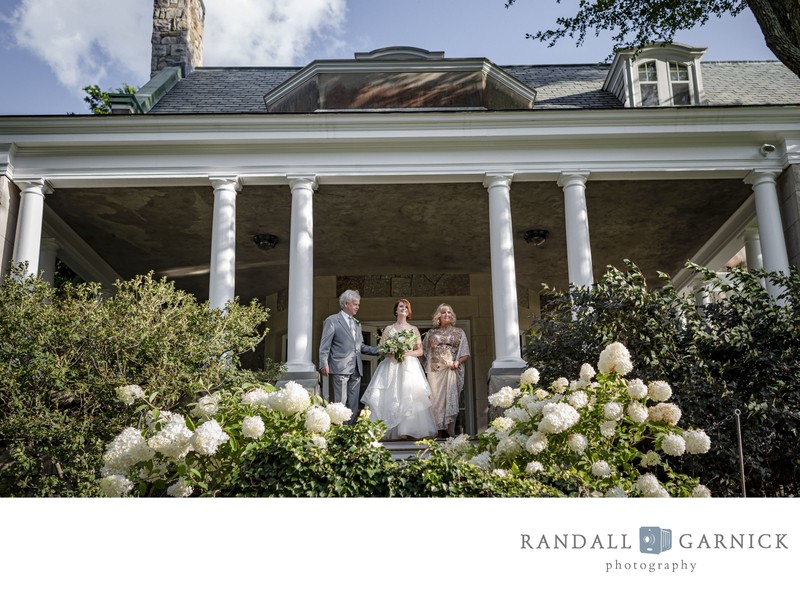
<box><xmin>46</xmin><ymin>178</ymin><xmax>751</xmax><ymax>303</ymax></box>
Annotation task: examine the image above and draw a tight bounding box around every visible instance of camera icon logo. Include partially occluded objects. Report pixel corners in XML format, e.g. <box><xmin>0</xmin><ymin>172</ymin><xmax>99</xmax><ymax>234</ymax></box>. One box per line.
<box><xmin>640</xmin><ymin>526</ymin><xmax>672</xmax><ymax>554</ymax></box>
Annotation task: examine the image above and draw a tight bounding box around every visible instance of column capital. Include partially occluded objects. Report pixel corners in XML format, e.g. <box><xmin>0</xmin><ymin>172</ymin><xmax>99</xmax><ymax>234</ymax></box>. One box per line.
<box><xmin>742</xmin><ymin>225</ymin><xmax>760</xmax><ymax>242</ymax></box>
<box><xmin>557</xmin><ymin>171</ymin><xmax>590</xmax><ymax>188</ymax></box>
<box><xmin>744</xmin><ymin>169</ymin><xmax>781</xmax><ymax>186</ymax></box>
<box><xmin>483</xmin><ymin>172</ymin><xmax>514</xmax><ymax>190</ymax></box>
<box><xmin>287</xmin><ymin>175</ymin><xmax>318</xmax><ymax>191</ymax></box>
<box><xmin>209</xmin><ymin>176</ymin><xmax>241</xmax><ymax>192</ymax></box>
<box><xmin>15</xmin><ymin>177</ymin><xmax>54</xmax><ymax>195</ymax></box>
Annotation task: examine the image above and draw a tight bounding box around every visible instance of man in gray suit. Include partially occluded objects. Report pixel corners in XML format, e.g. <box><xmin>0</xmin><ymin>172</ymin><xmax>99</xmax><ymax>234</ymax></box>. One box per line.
<box><xmin>319</xmin><ymin>289</ymin><xmax>379</xmax><ymax>423</ymax></box>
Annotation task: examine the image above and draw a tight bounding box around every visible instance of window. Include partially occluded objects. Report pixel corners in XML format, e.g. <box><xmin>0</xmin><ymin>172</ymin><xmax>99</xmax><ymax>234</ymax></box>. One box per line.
<box><xmin>669</xmin><ymin>62</ymin><xmax>691</xmax><ymax>105</ymax></box>
<box><xmin>638</xmin><ymin>61</ymin><xmax>660</xmax><ymax>106</ymax></box>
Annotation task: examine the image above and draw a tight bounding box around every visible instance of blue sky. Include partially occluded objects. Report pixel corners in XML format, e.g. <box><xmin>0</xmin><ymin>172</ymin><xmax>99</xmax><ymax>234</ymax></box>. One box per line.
<box><xmin>0</xmin><ymin>0</ymin><xmax>778</xmax><ymax>115</ymax></box>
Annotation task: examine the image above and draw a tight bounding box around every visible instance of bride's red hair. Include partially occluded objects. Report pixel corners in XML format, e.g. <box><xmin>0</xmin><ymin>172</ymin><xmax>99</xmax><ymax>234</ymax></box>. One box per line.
<box><xmin>394</xmin><ymin>298</ymin><xmax>412</xmax><ymax>320</ymax></box>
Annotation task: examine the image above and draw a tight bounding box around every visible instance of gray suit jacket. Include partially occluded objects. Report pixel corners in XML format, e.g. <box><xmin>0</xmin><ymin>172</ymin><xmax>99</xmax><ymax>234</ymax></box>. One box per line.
<box><xmin>319</xmin><ymin>312</ymin><xmax>378</xmax><ymax>376</ymax></box>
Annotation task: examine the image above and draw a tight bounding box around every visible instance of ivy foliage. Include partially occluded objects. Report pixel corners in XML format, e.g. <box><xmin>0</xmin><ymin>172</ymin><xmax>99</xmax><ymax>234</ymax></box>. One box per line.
<box><xmin>0</xmin><ymin>267</ymin><xmax>278</xmax><ymax>496</ymax></box>
<box><xmin>524</xmin><ymin>261</ymin><xmax>800</xmax><ymax>497</ymax></box>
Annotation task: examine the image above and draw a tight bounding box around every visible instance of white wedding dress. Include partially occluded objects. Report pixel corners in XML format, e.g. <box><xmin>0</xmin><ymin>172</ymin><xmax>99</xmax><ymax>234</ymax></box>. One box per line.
<box><xmin>361</xmin><ymin>328</ymin><xmax>437</xmax><ymax>440</ymax></box>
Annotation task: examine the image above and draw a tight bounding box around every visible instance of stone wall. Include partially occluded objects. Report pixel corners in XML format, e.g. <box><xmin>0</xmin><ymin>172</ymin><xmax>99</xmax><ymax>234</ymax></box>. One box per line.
<box><xmin>0</xmin><ymin>176</ymin><xmax>20</xmax><ymax>278</ymax></box>
<box><xmin>151</xmin><ymin>0</ymin><xmax>205</xmax><ymax>78</ymax></box>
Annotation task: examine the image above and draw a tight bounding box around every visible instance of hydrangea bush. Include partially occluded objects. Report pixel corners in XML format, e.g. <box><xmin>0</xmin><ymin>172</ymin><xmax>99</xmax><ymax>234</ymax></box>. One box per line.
<box><xmin>99</xmin><ymin>381</ymin><xmax>371</xmax><ymax>497</ymax></box>
<box><xmin>455</xmin><ymin>342</ymin><xmax>711</xmax><ymax>497</ymax></box>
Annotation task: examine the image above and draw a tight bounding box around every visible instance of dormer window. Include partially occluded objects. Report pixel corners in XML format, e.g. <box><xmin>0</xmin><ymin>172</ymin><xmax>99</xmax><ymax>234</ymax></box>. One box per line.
<box><xmin>669</xmin><ymin>62</ymin><xmax>691</xmax><ymax>105</ymax></box>
<box><xmin>638</xmin><ymin>61</ymin><xmax>659</xmax><ymax>106</ymax></box>
<box><xmin>603</xmin><ymin>42</ymin><xmax>707</xmax><ymax>108</ymax></box>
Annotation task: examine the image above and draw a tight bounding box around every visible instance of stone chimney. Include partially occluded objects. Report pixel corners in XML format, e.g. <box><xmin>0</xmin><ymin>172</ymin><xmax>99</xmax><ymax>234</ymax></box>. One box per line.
<box><xmin>150</xmin><ymin>0</ymin><xmax>205</xmax><ymax>78</ymax></box>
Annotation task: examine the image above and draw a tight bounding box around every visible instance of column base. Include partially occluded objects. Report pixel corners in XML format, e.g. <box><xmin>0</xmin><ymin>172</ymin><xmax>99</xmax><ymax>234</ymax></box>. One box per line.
<box><xmin>277</xmin><ymin>371</ymin><xmax>320</xmax><ymax>396</ymax></box>
<box><xmin>487</xmin><ymin>366</ymin><xmax>526</xmax><ymax>422</ymax></box>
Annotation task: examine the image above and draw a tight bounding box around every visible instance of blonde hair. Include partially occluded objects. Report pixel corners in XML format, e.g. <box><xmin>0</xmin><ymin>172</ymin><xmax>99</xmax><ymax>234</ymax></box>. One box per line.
<box><xmin>431</xmin><ymin>303</ymin><xmax>457</xmax><ymax>328</ymax></box>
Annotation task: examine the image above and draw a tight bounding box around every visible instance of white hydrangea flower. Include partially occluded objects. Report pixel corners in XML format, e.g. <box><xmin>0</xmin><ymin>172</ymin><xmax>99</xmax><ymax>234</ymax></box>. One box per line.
<box><xmin>600</xmin><ymin>420</ymin><xmax>617</xmax><ymax>438</ymax></box>
<box><xmin>115</xmin><ymin>384</ymin><xmax>144</xmax><ymax>406</ymax></box>
<box><xmin>191</xmin><ymin>393</ymin><xmax>221</xmax><ymax>420</ymax></box>
<box><xmin>491</xmin><ymin>416</ymin><xmax>515</xmax><ymax>433</ymax></box>
<box><xmin>552</xmin><ymin>377</ymin><xmax>569</xmax><ymax>393</ymax></box>
<box><xmin>640</xmin><ymin>450</ymin><xmax>662</xmax><ymax>467</ymax></box>
<box><xmin>579</xmin><ymin>363</ymin><xmax>596</xmax><ymax>382</ymax></box>
<box><xmin>191</xmin><ymin>420</ymin><xmax>229</xmax><ymax>456</ymax></box>
<box><xmin>241</xmin><ymin>388</ymin><xmax>273</xmax><ymax>408</ymax></box>
<box><xmin>661</xmin><ymin>433</ymin><xmax>687</xmax><ymax>457</ymax></box>
<box><xmin>526</xmin><ymin>461</ymin><xmax>544</xmax><ymax>475</ymax></box>
<box><xmin>493</xmin><ymin>469</ymin><xmax>508</xmax><ymax>477</ymax></box>
<box><xmin>495</xmin><ymin>436</ymin><xmax>522</xmax><ymax>459</ymax></box>
<box><xmin>626</xmin><ymin>379</ymin><xmax>648</xmax><ymax>400</ymax></box>
<box><xmin>591</xmin><ymin>460</ymin><xmax>612</xmax><ymax>478</ymax></box>
<box><xmin>310</xmin><ymin>435</ymin><xmax>328</xmax><ymax>450</ymax></box>
<box><xmin>604</xmin><ymin>402</ymin><xmax>624</xmax><ymax>421</ymax></box>
<box><xmin>533</xmin><ymin>388</ymin><xmax>550</xmax><ymax>400</ymax></box>
<box><xmin>504</xmin><ymin>406</ymin><xmax>531</xmax><ymax>423</ymax></box>
<box><xmin>103</xmin><ymin>427</ymin><xmax>156</xmax><ymax>474</ymax></box>
<box><xmin>567</xmin><ymin>390</ymin><xmax>588</xmax><ymax>410</ymax></box>
<box><xmin>325</xmin><ymin>402</ymin><xmax>352</xmax><ymax>425</ymax></box>
<box><xmin>538</xmin><ymin>402</ymin><xmax>580</xmax><ymax>434</ymax></box>
<box><xmin>589</xmin><ymin>491</ymin><xmax>604</xmax><ymax>498</ymax></box>
<box><xmin>597</xmin><ymin>342</ymin><xmax>633</xmax><ymax>376</ymax></box>
<box><xmin>691</xmin><ymin>484</ymin><xmax>712</xmax><ymax>498</ymax></box>
<box><xmin>443</xmin><ymin>434</ymin><xmax>472</xmax><ymax>455</ymax></box>
<box><xmin>648</xmin><ymin>381</ymin><xmax>673</xmax><ymax>402</ymax></box>
<box><xmin>99</xmin><ymin>474</ymin><xmax>134</xmax><ymax>497</ymax></box>
<box><xmin>242</xmin><ymin>415</ymin><xmax>266</xmax><ymax>439</ymax></box>
<box><xmin>684</xmin><ymin>429</ymin><xmax>711</xmax><ymax>454</ymax></box>
<box><xmin>468</xmin><ymin>451</ymin><xmax>492</xmax><ymax>470</ymax></box>
<box><xmin>627</xmin><ymin>401</ymin><xmax>649</xmax><ymax>425</ymax></box>
<box><xmin>147</xmin><ymin>415</ymin><xmax>194</xmax><ymax>460</ymax></box>
<box><xmin>166</xmin><ymin>477</ymin><xmax>193</xmax><ymax>498</ymax></box>
<box><xmin>567</xmin><ymin>433</ymin><xmax>588</xmax><ymax>454</ymax></box>
<box><xmin>304</xmin><ymin>406</ymin><xmax>332</xmax><ymax>434</ymax></box>
<box><xmin>637</xmin><ymin>473</ymin><xmax>664</xmax><ymax>497</ymax></box>
<box><xmin>520</xmin><ymin>367</ymin><xmax>540</xmax><ymax>386</ymax></box>
<box><xmin>269</xmin><ymin>381</ymin><xmax>311</xmax><ymax>416</ymax></box>
<box><xmin>605</xmin><ymin>486</ymin><xmax>628</xmax><ymax>498</ymax></box>
<box><xmin>525</xmin><ymin>432</ymin><xmax>548</xmax><ymax>455</ymax></box>
<box><xmin>648</xmin><ymin>402</ymin><xmax>682</xmax><ymax>426</ymax></box>
<box><xmin>488</xmin><ymin>386</ymin><xmax>517</xmax><ymax>409</ymax></box>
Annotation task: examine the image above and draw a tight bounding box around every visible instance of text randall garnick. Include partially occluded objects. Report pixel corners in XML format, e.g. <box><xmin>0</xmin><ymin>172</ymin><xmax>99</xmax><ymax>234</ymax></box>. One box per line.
<box><xmin>520</xmin><ymin>533</ymin><xmax>788</xmax><ymax>550</ymax></box>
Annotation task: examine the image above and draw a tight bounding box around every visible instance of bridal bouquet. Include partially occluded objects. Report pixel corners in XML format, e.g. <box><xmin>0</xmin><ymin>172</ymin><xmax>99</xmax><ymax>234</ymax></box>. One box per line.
<box><xmin>379</xmin><ymin>329</ymin><xmax>417</xmax><ymax>363</ymax></box>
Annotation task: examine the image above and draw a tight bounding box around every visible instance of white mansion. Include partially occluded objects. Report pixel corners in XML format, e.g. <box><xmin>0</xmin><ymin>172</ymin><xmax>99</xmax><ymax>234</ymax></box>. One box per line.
<box><xmin>2</xmin><ymin>0</ymin><xmax>799</xmax><ymax>432</ymax></box>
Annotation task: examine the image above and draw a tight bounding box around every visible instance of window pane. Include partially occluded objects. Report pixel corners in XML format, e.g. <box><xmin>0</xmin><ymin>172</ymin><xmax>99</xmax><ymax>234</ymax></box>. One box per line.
<box><xmin>670</xmin><ymin>62</ymin><xmax>689</xmax><ymax>81</ymax></box>
<box><xmin>672</xmin><ymin>83</ymin><xmax>691</xmax><ymax>105</ymax></box>
<box><xmin>641</xmin><ymin>83</ymin><xmax>659</xmax><ymax>106</ymax></box>
<box><xmin>638</xmin><ymin>61</ymin><xmax>658</xmax><ymax>82</ymax></box>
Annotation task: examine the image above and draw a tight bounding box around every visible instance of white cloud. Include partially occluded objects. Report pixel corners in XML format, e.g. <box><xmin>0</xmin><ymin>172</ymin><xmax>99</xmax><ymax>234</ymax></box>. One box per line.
<box><xmin>204</xmin><ymin>0</ymin><xmax>347</xmax><ymax>66</ymax></box>
<box><xmin>9</xmin><ymin>0</ymin><xmax>150</xmax><ymax>92</ymax></box>
<box><xmin>8</xmin><ymin>0</ymin><xmax>347</xmax><ymax>96</ymax></box>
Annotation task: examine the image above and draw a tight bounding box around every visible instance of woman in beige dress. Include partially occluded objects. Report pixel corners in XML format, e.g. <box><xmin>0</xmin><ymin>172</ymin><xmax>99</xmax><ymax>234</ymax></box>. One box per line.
<box><xmin>422</xmin><ymin>303</ymin><xmax>470</xmax><ymax>438</ymax></box>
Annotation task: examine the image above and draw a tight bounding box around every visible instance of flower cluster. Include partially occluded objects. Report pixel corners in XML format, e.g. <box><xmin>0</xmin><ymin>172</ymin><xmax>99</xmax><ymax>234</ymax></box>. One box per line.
<box><xmin>99</xmin><ymin>381</ymin><xmax>353</xmax><ymax>498</ymax></box>
<box><xmin>378</xmin><ymin>329</ymin><xmax>417</xmax><ymax>363</ymax></box>
<box><xmin>465</xmin><ymin>342</ymin><xmax>712</xmax><ymax>497</ymax></box>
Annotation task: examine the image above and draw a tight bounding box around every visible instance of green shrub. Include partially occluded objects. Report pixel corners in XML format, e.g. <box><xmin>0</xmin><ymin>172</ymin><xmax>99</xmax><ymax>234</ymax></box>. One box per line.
<box><xmin>0</xmin><ymin>268</ymin><xmax>277</xmax><ymax>496</ymax></box>
<box><xmin>524</xmin><ymin>261</ymin><xmax>800</xmax><ymax>497</ymax></box>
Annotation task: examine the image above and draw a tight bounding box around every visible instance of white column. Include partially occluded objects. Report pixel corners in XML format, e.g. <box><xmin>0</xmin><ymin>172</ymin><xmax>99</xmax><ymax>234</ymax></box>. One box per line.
<box><xmin>743</xmin><ymin>226</ymin><xmax>763</xmax><ymax>270</ymax></box>
<box><xmin>12</xmin><ymin>178</ymin><xmax>52</xmax><ymax>278</ymax></box>
<box><xmin>285</xmin><ymin>175</ymin><xmax>317</xmax><ymax>374</ymax></box>
<box><xmin>38</xmin><ymin>236</ymin><xmax>59</xmax><ymax>286</ymax></box>
<box><xmin>484</xmin><ymin>173</ymin><xmax>526</xmax><ymax>370</ymax></box>
<box><xmin>746</xmin><ymin>170</ymin><xmax>789</xmax><ymax>298</ymax></box>
<box><xmin>208</xmin><ymin>176</ymin><xmax>240</xmax><ymax>310</ymax></box>
<box><xmin>558</xmin><ymin>171</ymin><xmax>594</xmax><ymax>287</ymax></box>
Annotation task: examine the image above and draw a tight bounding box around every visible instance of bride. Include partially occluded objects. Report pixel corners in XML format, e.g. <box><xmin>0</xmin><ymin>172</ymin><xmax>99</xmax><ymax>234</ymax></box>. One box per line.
<box><xmin>361</xmin><ymin>299</ymin><xmax>437</xmax><ymax>440</ymax></box>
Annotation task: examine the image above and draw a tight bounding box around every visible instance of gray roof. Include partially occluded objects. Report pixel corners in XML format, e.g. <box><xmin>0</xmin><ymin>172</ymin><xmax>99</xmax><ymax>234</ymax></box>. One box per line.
<box><xmin>147</xmin><ymin>61</ymin><xmax>800</xmax><ymax>115</ymax></box>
